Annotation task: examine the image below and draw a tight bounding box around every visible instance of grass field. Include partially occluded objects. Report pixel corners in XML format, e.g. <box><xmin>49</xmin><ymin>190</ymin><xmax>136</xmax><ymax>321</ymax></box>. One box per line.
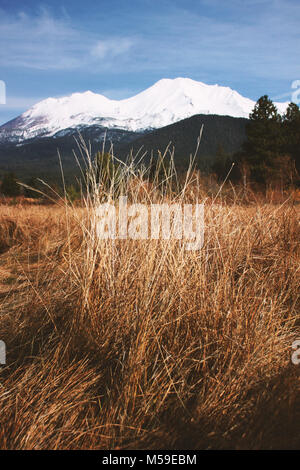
<box><xmin>0</xmin><ymin>165</ymin><xmax>299</xmax><ymax>449</ymax></box>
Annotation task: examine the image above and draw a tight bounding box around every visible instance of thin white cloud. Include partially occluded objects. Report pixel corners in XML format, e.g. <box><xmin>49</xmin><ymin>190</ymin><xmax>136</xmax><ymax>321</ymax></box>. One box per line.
<box><xmin>123</xmin><ymin>0</ymin><xmax>300</xmax><ymax>81</ymax></box>
<box><xmin>91</xmin><ymin>39</ymin><xmax>133</xmax><ymax>59</ymax></box>
<box><xmin>0</xmin><ymin>8</ymin><xmax>134</xmax><ymax>70</ymax></box>
<box><xmin>271</xmin><ymin>91</ymin><xmax>294</xmax><ymax>101</ymax></box>
<box><xmin>0</xmin><ymin>1</ymin><xmax>299</xmax><ymax>84</ymax></box>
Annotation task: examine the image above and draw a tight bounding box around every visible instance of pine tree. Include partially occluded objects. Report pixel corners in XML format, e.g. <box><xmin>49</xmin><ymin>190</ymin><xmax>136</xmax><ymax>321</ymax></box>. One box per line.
<box><xmin>282</xmin><ymin>102</ymin><xmax>300</xmax><ymax>177</ymax></box>
<box><xmin>212</xmin><ymin>144</ymin><xmax>238</xmax><ymax>181</ymax></box>
<box><xmin>242</xmin><ymin>95</ymin><xmax>283</xmax><ymax>184</ymax></box>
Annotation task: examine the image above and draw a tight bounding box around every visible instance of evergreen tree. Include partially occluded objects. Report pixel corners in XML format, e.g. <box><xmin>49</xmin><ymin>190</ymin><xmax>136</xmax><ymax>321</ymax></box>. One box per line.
<box><xmin>212</xmin><ymin>144</ymin><xmax>239</xmax><ymax>182</ymax></box>
<box><xmin>242</xmin><ymin>95</ymin><xmax>283</xmax><ymax>184</ymax></box>
<box><xmin>282</xmin><ymin>102</ymin><xmax>300</xmax><ymax>178</ymax></box>
<box><xmin>0</xmin><ymin>173</ymin><xmax>20</xmax><ymax>197</ymax></box>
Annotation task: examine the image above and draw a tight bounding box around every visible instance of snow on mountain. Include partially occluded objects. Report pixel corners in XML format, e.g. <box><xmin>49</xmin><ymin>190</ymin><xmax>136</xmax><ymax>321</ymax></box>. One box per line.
<box><xmin>0</xmin><ymin>78</ymin><xmax>289</xmax><ymax>143</ymax></box>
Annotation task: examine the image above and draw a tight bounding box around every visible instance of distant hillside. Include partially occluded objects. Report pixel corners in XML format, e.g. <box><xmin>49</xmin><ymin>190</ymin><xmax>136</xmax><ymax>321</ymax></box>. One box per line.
<box><xmin>0</xmin><ymin>114</ymin><xmax>247</xmax><ymax>182</ymax></box>
<box><xmin>0</xmin><ymin>126</ymin><xmax>144</xmax><ymax>183</ymax></box>
<box><xmin>117</xmin><ymin>114</ymin><xmax>248</xmax><ymax>171</ymax></box>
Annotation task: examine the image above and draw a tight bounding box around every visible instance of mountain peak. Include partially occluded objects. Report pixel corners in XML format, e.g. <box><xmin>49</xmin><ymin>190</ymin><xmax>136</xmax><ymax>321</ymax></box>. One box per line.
<box><xmin>0</xmin><ymin>78</ymin><xmax>289</xmax><ymax>143</ymax></box>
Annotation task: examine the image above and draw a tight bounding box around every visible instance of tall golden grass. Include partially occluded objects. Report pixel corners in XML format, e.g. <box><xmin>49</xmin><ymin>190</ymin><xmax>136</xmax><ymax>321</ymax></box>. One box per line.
<box><xmin>0</xmin><ymin>146</ymin><xmax>299</xmax><ymax>449</ymax></box>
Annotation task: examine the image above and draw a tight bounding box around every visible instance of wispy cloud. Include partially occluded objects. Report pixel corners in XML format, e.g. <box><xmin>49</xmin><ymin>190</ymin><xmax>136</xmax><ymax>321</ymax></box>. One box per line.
<box><xmin>123</xmin><ymin>0</ymin><xmax>300</xmax><ymax>81</ymax></box>
<box><xmin>0</xmin><ymin>1</ymin><xmax>299</xmax><ymax>98</ymax></box>
<box><xmin>91</xmin><ymin>39</ymin><xmax>134</xmax><ymax>59</ymax></box>
<box><xmin>0</xmin><ymin>7</ymin><xmax>134</xmax><ymax>70</ymax></box>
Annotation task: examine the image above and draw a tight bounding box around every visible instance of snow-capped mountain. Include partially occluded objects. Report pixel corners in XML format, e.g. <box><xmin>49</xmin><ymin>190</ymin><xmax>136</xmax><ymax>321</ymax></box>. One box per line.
<box><xmin>0</xmin><ymin>78</ymin><xmax>289</xmax><ymax>143</ymax></box>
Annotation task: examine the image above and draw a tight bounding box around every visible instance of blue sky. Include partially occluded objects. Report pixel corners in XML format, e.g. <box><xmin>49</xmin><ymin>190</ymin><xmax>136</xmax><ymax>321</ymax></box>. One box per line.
<box><xmin>0</xmin><ymin>0</ymin><xmax>300</xmax><ymax>124</ymax></box>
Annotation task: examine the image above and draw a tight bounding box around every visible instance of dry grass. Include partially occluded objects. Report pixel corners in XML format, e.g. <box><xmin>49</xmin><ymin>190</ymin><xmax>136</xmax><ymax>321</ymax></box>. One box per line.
<box><xmin>0</xmin><ymin>154</ymin><xmax>299</xmax><ymax>449</ymax></box>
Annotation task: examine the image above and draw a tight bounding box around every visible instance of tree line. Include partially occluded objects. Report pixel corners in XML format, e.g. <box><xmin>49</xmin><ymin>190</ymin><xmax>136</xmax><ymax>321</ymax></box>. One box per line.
<box><xmin>213</xmin><ymin>95</ymin><xmax>300</xmax><ymax>188</ymax></box>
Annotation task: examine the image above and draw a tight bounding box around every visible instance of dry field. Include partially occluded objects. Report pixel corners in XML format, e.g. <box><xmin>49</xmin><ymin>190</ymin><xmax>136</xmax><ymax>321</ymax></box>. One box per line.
<box><xmin>0</xmin><ymin>177</ymin><xmax>299</xmax><ymax>449</ymax></box>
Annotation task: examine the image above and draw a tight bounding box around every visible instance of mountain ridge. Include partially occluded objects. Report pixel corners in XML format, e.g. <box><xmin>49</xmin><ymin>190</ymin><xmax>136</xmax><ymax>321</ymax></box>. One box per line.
<box><xmin>0</xmin><ymin>77</ymin><xmax>289</xmax><ymax>144</ymax></box>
